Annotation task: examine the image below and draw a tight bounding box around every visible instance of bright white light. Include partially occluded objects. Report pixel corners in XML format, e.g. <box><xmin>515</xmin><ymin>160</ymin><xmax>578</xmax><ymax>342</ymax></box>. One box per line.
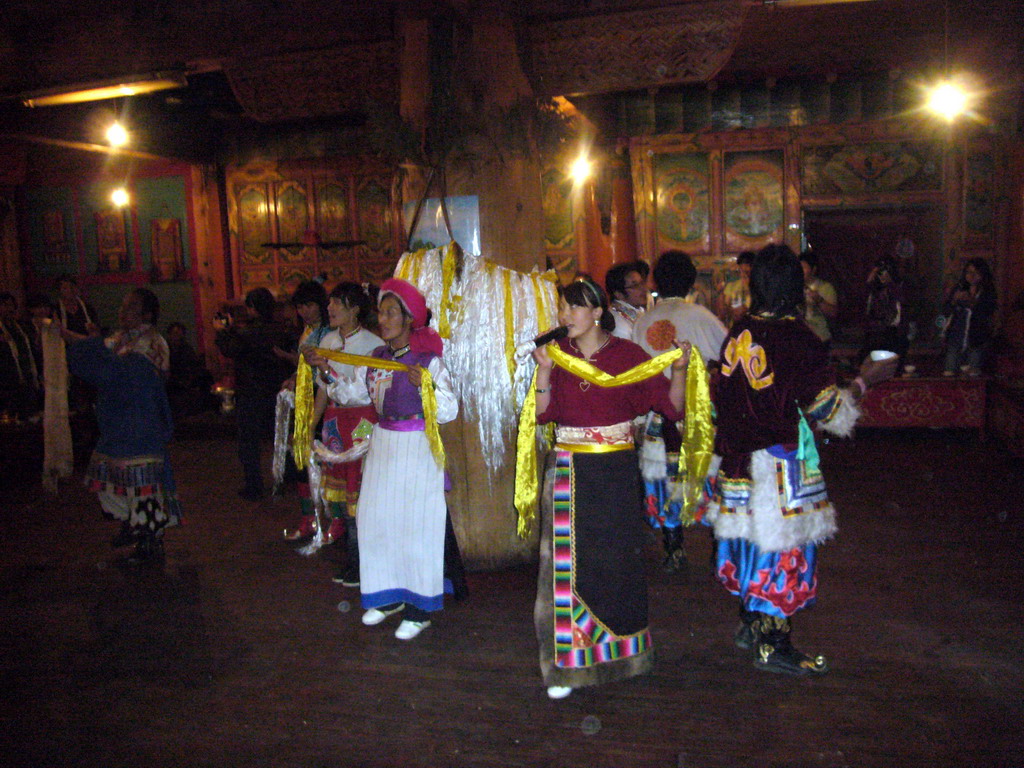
<box><xmin>571</xmin><ymin>154</ymin><xmax>592</xmax><ymax>185</ymax></box>
<box><xmin>927</xmin><ymin>81</ymin><xmax>969</xmax><ymax>121</ymax></box>
<box><xmin>111</xmin><ymin>188</ymin><xmax>130</xmax><ymax>207</ymax></box>
<box><xmin>106</xmin><ymin>121</ymin><xmax>128</xmax><ymax>147</ymax></box>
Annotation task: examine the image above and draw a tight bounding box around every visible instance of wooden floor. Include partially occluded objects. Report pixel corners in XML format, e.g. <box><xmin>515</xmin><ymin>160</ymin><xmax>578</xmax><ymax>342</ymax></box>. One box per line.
<box><xmin>1</xmin><ymin>420</ymin><xmax>1022</xmax><ymax>768</ymax></box>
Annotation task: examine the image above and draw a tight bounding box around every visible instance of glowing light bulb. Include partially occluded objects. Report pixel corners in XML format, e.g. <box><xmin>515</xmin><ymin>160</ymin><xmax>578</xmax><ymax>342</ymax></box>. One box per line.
<box><xmin>106</xmin><ymin>121</ymin><xmax>128</xmax><ymax>147</ymax></box>
<box><xmin>111</xmin><ymin>188</ymin><xmax>130</xmax><ymax>207</ymax></box>
<box><xmin>927</xmin><ymin>81</ymin><xmax>969</xmax><ymax>121</ymax></box>
<box><xmin>571</xmin><ymin>154</ymin><xmax>592</xmax><ymax>185</ymax></box>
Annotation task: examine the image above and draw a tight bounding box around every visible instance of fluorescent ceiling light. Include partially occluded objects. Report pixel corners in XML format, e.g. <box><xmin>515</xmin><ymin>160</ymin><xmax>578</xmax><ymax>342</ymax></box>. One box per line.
<box><xmin>22</xmin><ymin>74</ymin><xmax>187</xmax><ymax>107</ymax></box>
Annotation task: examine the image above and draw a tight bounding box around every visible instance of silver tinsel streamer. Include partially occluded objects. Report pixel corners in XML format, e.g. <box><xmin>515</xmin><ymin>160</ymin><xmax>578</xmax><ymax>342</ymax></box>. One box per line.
<box><xmin>296</xmin><ymin>454</ymin><xmax>326</xmax><ymax>556</ymax></box>
<box><xmin>272</xmin><ymin>388</ymin><xmax>295</xmax><ymax>488</ymax></box>
<box><xmin>394</xmin><ymin>246</ymin><xmax>559</xmax><ymax>482</ymax></box>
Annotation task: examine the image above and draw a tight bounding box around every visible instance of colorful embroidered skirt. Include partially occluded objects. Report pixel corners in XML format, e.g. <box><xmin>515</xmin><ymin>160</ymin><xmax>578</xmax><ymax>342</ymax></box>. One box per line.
<box><xmin>86</xmin><ymin>451</ymin><xmax>181</xmax><ymax>535</ymax></box>
<box><xmin>320</xmin><ymin>403</ymin><xmax>377</xmax><ymax>508</ymax></box>
<box><xmin>535</xmin><ymin>447</ymin><xmax>653</xmax><ymax>689</ymax></box>
<box><xmin>707</xmin><ymin>444</ymin><xmax>835</xmax><ymax>618</ymax></box>
<box><xmin>716</xmin><ymin>538</ymin><xmax>819</xmax><ymax>618</ymax></box>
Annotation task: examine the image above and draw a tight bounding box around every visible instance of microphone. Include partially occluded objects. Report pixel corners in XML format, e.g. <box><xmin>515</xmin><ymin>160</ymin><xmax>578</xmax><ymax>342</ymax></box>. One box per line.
<box><xmin>515</xmin><ymin>326</ymin><xmax>569</xmax><ymax>358</ymax></box>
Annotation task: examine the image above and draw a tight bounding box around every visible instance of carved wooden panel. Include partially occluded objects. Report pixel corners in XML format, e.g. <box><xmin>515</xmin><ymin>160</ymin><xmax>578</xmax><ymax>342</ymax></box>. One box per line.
<box><xmin>229</xmin><ymin>165</ymin><xmax>401</xmax><ymax>298</ymax></box>
<box><xmin>224</xmin><ymin>41</ymin><xmax>399</xmax><ymax>122</ymax></box>
<box><xmin>523</xmin><ymin>0</ymin><xmax>746</xmax><ymax>97</ymax></box>
<box><xmin>236</xmin><ymin>184</ymin><xmax>272</xmax><ymax>266</ymax></box>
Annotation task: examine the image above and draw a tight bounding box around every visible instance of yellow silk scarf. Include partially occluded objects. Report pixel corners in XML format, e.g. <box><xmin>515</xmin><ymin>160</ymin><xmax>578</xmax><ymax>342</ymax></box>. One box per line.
<box><xmin>513</xmin><ymin>345</ymin><xmax>713</xmax><ymax>537</ymax></box>
<box><xmin>674</xmin><ymin>350</ymin><xmax>713</xmax><ymax>525</ymax></box>
<box><xmin>293</xmin><ymin>349</ymin><xmax>445</xmax><ymax>471</ymax></box>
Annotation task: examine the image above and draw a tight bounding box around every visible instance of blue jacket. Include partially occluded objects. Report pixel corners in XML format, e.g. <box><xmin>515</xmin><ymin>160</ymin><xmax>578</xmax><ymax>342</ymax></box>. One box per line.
<box><xmin>68</xmin><ymin>336</ymin><xmax>173</xmax><ymax>457</ymax></box>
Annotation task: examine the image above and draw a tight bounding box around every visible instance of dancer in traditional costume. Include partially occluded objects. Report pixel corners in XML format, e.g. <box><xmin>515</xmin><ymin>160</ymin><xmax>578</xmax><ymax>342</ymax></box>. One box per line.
<box><xmin>304</xmin><ymin>282</ymin><xmax>382</xmax><ymax>584</ymax></box>
<box><xmin>705</xmin><ymin>244</ymin><xmax>896</xmax><ymax>675</ymax></box>
<box><xmin>66</xmin><ymin>288</ymin><xmax>180</xmax><ymax>563</ymax></box>
<box><xmin>530</xmin><ymin>277</ymin><xmax>689</xmax><ymax>699</ymax></box>
<box><xmin>633</xmin><ymin>250</ymin><xmax>727</xmax><ymax>573</ymax></box>
<box><xmin>318</xmin><ymin>279</ymin><xmax>457</xmax><ymax>641</ymax></box>
<box><xmin>282</xmin><ymin>280</ymin><xmax>331</xmax><ymax>530</ymax></box>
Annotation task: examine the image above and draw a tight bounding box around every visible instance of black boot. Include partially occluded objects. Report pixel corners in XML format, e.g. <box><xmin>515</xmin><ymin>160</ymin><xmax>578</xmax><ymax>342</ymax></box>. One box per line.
<box><xmin>734</xmin><ymin>607</ymin><xmax>758</xmax><ymax>650</ymax></box>
<box><xmin>332</xmin><ymin>517</ymin><xmax>360</xmax><ymax>586</ymax></box>
<box><xmin>752</xmin><ymin>613</ymin><xmax>828</xmax><ymax>676</ymax></box>
<box><xmin>110</xmin><ymin>521</ymin><xmax>134</xmax><ymax>548</ymax></box>
<box><xmin>661</xmin><ymin>526</ymin><xmax>688</xmax><ymax>576</ymax></box>
<box><xmin>127</xmin><ymin>532</ymin><xmax>163</xmax><ymax>564</ymax></box>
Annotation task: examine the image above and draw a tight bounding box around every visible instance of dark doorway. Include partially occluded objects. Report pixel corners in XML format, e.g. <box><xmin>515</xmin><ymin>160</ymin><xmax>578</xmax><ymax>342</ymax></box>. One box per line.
<box><xmin>803</xmin><ymin>205</ymin><xmax>945</xmax><ymax>347</ymax></box>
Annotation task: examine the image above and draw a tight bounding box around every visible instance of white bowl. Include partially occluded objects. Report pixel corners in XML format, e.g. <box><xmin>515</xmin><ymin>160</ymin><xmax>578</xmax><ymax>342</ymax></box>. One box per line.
<box><xmin>870</xmin><ymin>350</ymin><xmax>898</xmax><ymax>361</ymax></box>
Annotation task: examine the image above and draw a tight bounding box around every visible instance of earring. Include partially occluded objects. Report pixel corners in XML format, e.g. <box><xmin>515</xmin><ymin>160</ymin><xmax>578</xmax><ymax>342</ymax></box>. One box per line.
<box><xmin>594</xmin><ymin>319</ymin><xmax>599</xmax><ymax>327</ymax></box>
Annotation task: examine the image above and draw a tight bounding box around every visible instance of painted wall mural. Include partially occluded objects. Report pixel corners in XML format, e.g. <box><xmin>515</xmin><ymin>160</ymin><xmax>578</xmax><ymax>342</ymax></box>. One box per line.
<box><xmin>654</xmin><ymin>152</ymin><xmax>709</xmax><ymax>253</ymax></box>
<box><xmin>723</xmin><ymin>150</ymin><xmax>784</xmax><ymax>252</ymax></box>
<box><xmin>801</xmin><ymin>141</ymin><xmax>943</xmax><ymax>196</ymax></box>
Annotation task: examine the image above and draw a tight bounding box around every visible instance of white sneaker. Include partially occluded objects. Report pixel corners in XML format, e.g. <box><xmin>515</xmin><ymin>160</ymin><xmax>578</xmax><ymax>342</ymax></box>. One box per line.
<box><xmin>547</xmin><ymin>686</ymin><xmax>572</xmax><ymax>700</ymax></box>
<box><xmin>361</xmin><ymin>605</ymin><xmax>404</xmax><ymax>626</ymax></box>
<box><xmin>395</xmin><ymin>619</ymin><xmax>430</xmax><ymax>640</ymax></box>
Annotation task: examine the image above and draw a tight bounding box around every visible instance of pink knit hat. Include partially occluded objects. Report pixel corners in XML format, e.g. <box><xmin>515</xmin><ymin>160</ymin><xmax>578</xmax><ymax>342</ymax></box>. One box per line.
<box><xmin>379</xmin><ymin>278</ymin><xmax>443</xmax><ymax>355</ymax></box>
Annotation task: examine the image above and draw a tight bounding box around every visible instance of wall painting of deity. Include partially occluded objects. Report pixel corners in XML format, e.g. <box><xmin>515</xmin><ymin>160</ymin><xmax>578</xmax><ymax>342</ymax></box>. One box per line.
<box><xmin>653</xmin><ymin>152</ymin><xmax>710</xmax><ymax>254</ymax></box>
<box><xmin>723</xmin><ymin>150</ymin><xmax>784</xmax><ymax>252</ymax></box>
<box><xmin>94</xmin><ymin>209</ymin><xmax>130</xmax><ymax>273</ymax></box>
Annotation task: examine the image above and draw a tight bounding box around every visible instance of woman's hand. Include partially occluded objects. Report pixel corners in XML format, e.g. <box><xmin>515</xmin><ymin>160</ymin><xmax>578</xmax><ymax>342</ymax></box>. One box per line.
<box><xmin>305</xmin><ymin>350</ymin><xmax>329</xmax><ymax>373</ymax></box>
<box><xmin>281</xmin><ymin>375</ymin><xmax>296</xmax><ymax>392</ymax></box>
<box><xmin>671</xmin><ymin>339</ymin><xmax>692</xmax><ymax>372</ymax></box>
<box><xmin>407</xmin><ymin>365</ymin><xmax>424</xmax><ymax>388</ymax></box>
<box><xmin>532</xmin><ymin>345</ymin><xmax>553</xmax><ymax>371</ymax></box>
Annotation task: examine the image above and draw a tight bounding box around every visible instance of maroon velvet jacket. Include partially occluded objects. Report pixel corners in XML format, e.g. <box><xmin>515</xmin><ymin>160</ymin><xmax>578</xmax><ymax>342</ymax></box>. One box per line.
<box><xmin>713</xmin><ymin>315</ymin><xmax>833</xmax><ymax>471</ymax></box>
<box><xmin>538</xmin><ymin>336</ymin><xmax>684</xmax><ymax>428</ymax></box>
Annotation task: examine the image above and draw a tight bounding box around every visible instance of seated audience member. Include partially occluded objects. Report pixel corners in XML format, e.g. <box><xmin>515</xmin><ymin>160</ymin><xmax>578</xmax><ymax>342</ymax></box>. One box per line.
<box><xmin>799</xmin><ymin>251</ymin><xmax>837</xmax><ymax>345</ymax></box>
<box><xmin>860</xmin><ymin>256</ymin><xmax>908</xmax><ymax>363</ymax></box>
<box><xmin>943</xmin><ymin>258</ymin><xmax>996</xmax><ymax>377</ymax></box>
<box><xmin>0</xmin><ymin>292</ymin><xmax>40</xmax><ymax>418</ymax></box>
<box><xmin>56</xmin><ymin>276</ymin><xmax>99</xmax><ymax>340</ymax></box>
<box><xmin>605</xmin><ymin>260</ymin><xmax>650</xmax><ymax>340</ymax></box>
<box><xmin>722</xmin><ymin>251</ymin><xmax>755</xmax><ymax>327</ymax></box>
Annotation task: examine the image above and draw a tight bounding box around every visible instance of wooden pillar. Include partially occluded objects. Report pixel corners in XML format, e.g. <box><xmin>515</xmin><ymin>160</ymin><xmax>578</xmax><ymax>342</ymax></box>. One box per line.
<box><xmin>398</xmin><ymin>14</ymin><xmax>547</xmax><ymax>567</ymax></box>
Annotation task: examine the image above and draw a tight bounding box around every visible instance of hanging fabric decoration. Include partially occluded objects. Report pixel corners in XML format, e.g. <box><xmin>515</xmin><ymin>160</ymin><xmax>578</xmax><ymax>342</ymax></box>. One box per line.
<box><xmin>437</xmin><ymin>242</ymin><xmax>459</xmax><ymax>339</ymax></box>
<box><xmin>513</xmin><ymin>345</ymin><xmax>687</xmax><ymax>537</ymax></box>
<box><xmin>391</xmin><ymin>243</ymin><xmax>559</xmax><ymax>484</ymax></box>
<box><xmin>502</xmin><ymin>270</ymin><xmax>516</xmax><ymax>382</ymax></box>
<box><xmin>40</xmin><ymin>321</ymin><xmax>71</xmax><ymax>492</ymax></box>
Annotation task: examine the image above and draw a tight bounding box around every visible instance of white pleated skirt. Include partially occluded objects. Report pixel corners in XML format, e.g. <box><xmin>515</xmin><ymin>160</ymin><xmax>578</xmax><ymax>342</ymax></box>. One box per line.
<box><xmin>357</xmin><ymin>424</ymin><xmax>447</xmax><ymax>612</ymax></box>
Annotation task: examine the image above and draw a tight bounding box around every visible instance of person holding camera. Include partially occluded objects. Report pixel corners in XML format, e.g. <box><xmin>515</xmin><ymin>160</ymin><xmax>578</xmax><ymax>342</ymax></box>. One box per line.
<box><xmin>859</xmin><ymin>256</ymin><xmax>908</xmax><ymax>364</ymax></box>
<box><xmin>215</xmin><ymin>288</ymin><xmax>295</xmax><ymax>501</ymax></box>
<box><xmin>942</xmin><ymin>258</ymin><xmax>996</xmax><ymax>377</ymax></box>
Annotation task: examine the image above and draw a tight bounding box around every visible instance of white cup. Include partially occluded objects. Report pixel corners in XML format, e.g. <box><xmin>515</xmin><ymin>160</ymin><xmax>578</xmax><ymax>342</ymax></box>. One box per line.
<box><xmin>870</xmin><ymin>349</ymin><xmax>898</xmax><ymax>361</ymax></box>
